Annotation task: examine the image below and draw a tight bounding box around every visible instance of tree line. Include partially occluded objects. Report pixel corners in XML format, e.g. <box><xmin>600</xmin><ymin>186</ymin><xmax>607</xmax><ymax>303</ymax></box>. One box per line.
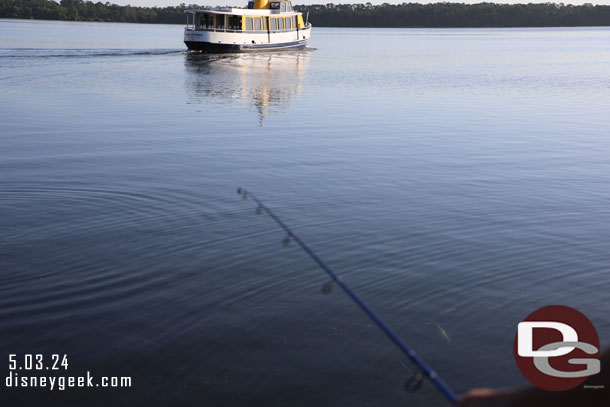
<box><xmin>299</xmin><ymin>3</ymin><xmax>610</xmax><ymax>27</ymax></box>
<box><xmin>0</xmin><ymin>0</ymin><xmax>195</xmax><ymax>24</ymax></box>
<box><xmin>1</xmin><ymin>0</ymin><xmax>609</xmax><ymax>27</ymax></box>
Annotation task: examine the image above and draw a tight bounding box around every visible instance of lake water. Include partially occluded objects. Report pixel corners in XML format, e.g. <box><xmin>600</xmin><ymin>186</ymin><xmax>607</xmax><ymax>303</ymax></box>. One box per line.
<box><xmin>1</xmin><ymin>18</ymin><xmax>609</xmax><ymax>406</ymax></box>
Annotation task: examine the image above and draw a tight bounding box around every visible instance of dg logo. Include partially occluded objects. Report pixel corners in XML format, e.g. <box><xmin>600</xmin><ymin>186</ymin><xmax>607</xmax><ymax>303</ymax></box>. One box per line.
<box><xmin>514</xmin><ymin>305</ymin><xmax>601</xmax><ymax>391</ymax></box>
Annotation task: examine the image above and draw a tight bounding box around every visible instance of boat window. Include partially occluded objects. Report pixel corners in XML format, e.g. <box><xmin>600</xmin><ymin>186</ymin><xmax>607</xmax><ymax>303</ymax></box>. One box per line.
<box><xmin>254</xmin><ymin>18</ymin><xmax>261</xmax><ymax>30</ymax></box>
<box><xmin>247</xmin><ymin>1</ymin><xmax>254</xmax><ymax>9</ymax></box>
<box><xmin>216</xmin><ymin>15</ymin><xmax>225</xmax><ymax>29</ymax></box>
<box><xmin>262</xmin><ymin>17</ymin><xmax>268</xmax><ymax>31</ymax></box>
<box><xmin>278</xmin><ymin>17</ymin><xmax>284</xmax><ymax>30</ymax></box>
<box><xmin>228</xmin><ymin>15</ymin><xmax>241</xmax><ymax>30</ymax></box>
<box><xmin>285</xmin><ymin>17</ymin><xmax>291</xmax><ymax>29</ymax></box>
<box><xmin>204</xmin><ymin>14</ymin><xmax>214</xmax><ymax>29</ymax></box>
<box><xmin>269</xmin><ymin>18</ymin><xmax>276</xmax><ymax>30</ymax></box>
<box><xmin>280</xmin><ymin>2</ymin><xmax>286</xmax><ymax>12</ymax></box>
<box><xmin>270</xmin><ymin>2</ymin><xmax>280</xmax><ymax>9</ymax></box>
<box><xmin>286</xmin><ymin>2</ymin><xmax>293</xmax><ymax>12</ymax></box>
<box><xmin>246</xmin><ymin>17</ymin><xmax>253</xmax><ymax>31</ymax></box>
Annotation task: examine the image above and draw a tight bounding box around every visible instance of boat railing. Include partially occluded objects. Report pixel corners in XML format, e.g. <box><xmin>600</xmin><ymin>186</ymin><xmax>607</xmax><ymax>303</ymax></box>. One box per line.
<box><xmin>187</xmin><ymin>27</ymin><xmax>242</xmax><ymax>33</ymax></box>
<box><xmin>186</xmin><ymin>25</ymin><xmax>311</xmax><ymax>33</ymax></box>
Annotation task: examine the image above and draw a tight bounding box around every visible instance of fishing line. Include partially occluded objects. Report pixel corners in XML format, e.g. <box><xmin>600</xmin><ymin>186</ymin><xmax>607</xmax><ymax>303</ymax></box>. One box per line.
<box><xmin>237</xmin><ymin>188</ymin><xmax>458</xmax><ymax>404</ymax></box>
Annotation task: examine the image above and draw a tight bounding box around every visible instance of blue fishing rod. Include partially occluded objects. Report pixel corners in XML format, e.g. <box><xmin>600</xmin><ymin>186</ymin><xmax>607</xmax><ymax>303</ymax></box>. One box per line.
<box><xmin>237</xmin><ymin>188</ymin><xmax>458</xmax><ymax>405</ymax></box>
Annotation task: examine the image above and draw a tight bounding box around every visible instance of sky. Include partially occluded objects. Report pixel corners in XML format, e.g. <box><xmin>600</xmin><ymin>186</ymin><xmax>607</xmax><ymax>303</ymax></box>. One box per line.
<box><xmin>106</xmin><ymin>0</ymin><xmax>610</xmax><ymax>7</ymax></box>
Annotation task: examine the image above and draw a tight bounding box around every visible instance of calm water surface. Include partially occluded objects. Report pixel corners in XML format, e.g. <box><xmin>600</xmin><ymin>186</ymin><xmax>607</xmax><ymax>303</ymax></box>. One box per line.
<box><xmin>1</xmin><ymin>19</ymin><xmax>610</xmax><ymax>406</ymax></box>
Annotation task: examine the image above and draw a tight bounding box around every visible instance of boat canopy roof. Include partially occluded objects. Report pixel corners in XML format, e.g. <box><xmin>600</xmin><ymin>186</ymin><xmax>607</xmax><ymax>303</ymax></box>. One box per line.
<box><xmin>185</xmin><ymin>8</ymin><xmax>299</xmax><ymax>16</ymax></box>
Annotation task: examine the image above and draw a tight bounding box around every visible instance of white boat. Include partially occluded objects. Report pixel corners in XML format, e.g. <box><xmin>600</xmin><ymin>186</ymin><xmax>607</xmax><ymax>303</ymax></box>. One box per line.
<box><xmin>184</xmin><ymin>0</ymin><xmax>312</xmax><ymax>53</ymax></box>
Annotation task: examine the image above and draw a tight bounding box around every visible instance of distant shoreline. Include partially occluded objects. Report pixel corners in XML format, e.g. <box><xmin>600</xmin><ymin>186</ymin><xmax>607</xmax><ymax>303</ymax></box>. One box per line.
<box><xmin>3</xmin><ymin>18</ymin><xmax>610</xmax><ymax>30</ymax></box>
<box><xmin>1</xmin><ymin>1</ymin><xmax>609</xmax><ymax>27</ymax></box>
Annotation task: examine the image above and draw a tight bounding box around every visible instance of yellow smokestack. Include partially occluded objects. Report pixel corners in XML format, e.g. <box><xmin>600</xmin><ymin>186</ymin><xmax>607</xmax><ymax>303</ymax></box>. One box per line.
<box><xmin>254</xmin><ymin>0</ymin><xmax>269</xmax><ymax>9</ymax></box>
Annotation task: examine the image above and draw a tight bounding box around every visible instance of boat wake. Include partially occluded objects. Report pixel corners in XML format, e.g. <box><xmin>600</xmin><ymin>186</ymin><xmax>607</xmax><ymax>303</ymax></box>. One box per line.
<box><xmin>0</xmin><ymin>48</ymin><xmax>187</xmax><ymax>59</ymax></box>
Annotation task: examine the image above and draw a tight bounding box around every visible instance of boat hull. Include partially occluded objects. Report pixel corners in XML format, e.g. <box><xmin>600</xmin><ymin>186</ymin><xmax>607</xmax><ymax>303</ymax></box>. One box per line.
<box><xmin>185</xmin><ymin>39</ymin><xmax>308</xmax><ymax>53</ymax></box>
<box><xmin>184</xmin><ymin>26</ymin><xmax>311</xmax><ymax>53</ymax></box>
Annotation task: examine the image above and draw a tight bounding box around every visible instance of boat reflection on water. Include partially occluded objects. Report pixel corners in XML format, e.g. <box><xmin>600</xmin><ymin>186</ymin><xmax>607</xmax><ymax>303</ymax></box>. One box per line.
<box><xmin>184</xmin><ymin>51</ymin><xmax>310</xmax><ymax>125</ymax></box>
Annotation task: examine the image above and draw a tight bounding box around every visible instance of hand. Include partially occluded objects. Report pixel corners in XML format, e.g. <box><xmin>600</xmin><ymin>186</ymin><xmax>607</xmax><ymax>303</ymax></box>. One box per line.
<box><xmin>457</xmin><ymin>388</ymin><xmax>513</xmax><ymax>407</ymax></box>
